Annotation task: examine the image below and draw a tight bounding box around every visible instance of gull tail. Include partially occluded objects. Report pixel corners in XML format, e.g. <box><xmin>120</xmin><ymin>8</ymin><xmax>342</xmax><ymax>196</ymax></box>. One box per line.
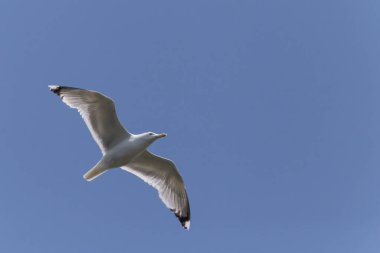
<box><xmin>83</xmin><ymin>162</ymin><xmax>107</xmax><ymax>181</ymax></box>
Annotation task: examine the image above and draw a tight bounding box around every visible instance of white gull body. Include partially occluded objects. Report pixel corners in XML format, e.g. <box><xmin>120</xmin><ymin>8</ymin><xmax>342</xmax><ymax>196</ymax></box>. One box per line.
<box><xmin>49</xmin><ymin>85</ymin><xmax>190</xmax><ymax>229</ymax></box>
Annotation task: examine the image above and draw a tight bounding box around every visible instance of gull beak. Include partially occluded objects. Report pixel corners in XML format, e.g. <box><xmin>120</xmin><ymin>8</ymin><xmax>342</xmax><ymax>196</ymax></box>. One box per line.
<box><xmin>156</xmin><ymin>133</ymin><xmax>167</xmax><ymax>138</ymax></box>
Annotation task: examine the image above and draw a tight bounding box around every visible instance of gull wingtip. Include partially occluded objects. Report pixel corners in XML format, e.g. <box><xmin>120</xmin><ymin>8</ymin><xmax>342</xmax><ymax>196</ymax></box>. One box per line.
<box><xmin>48</xmin><ymin>84</ymin><xmax>59</xmax><ymax>90</ymax></box>
<box><xmin>184</xmin><ymin>220</ymin><xmax>190</xmax><ymax>230</ymax></box>
<box><xmin>171</xmin><ymin>206</ymin><xmax>191</xmax><ymax>230</ymax></box>
<box><xmin>48</xmin><ymin>85</ymin><xmax>62</xmax><ymax>96</ymax></box>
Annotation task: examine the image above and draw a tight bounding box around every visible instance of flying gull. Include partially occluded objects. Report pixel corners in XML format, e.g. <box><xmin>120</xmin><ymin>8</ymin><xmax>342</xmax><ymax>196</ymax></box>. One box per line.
<box><xmin>48</xmin><ymin>85</ymin><xmax>190</xmax><ymax>230</ymax></box>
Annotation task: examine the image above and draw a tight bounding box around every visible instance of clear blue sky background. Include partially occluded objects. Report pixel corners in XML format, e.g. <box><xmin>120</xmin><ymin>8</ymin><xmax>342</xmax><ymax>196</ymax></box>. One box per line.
<box><xmin>0</xmin><ymin>0</ymin><xmax>379</xmax><ymax>252</ymax></box>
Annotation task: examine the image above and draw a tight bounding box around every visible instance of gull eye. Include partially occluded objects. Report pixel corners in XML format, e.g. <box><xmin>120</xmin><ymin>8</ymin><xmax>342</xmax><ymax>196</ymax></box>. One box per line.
<box><xmin>149</xmin><ymin>133</ymin><xmax>153</xmax><ymax>136</ymax></box>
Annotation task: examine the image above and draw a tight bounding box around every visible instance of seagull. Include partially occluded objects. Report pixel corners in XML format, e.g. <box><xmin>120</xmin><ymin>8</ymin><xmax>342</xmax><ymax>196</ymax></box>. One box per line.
<box><xmin>48</xmin><ymin>85</ymin><xmax>190</xmax><ymax>230</ymax></box>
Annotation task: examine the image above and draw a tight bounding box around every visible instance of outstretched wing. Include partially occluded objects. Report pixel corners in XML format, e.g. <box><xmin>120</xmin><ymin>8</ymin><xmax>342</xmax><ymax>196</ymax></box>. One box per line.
<box><xmin>122</xmin><ymin>151</ymin><xmax>191</xmax><ymax>230</ymax></box>
<box><xmin>49</xmin><ymin>85</ymin><xmax>130</xmax><ymax>154</ymax></box>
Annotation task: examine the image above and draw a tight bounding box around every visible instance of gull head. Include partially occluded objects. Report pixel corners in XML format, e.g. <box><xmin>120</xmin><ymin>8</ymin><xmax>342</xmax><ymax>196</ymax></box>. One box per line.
<box><xmin>141</xmin><ymin>132</ymin><xmax>167</xmax><ymax>142</ymax></box>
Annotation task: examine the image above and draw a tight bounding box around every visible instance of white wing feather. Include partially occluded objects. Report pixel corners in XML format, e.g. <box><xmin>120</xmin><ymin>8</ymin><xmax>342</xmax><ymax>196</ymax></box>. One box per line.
<box><xmin>49</xmin><ymin>85</ymin><xmax>130</xmax><ymax>154</ymax></box>
<box><xmin>122</xmin><ymin>151</ymin><xmax>191</xmax><ymax>229</ymax></box>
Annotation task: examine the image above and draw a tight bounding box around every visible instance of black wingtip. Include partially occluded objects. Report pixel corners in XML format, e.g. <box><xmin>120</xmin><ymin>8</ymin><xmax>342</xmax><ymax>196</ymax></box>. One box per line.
<box><xmin>48</xmin><ymin>85</ymin><xmax>62</xmax><ymax>96</ymax></box>
<box><xmin>171</xmin><ymin>207</ymin><xmax>191</xmax><ymax>230</ymax></box>
<box><xmin>179</xmin><ymin>215</ymin><xmax>191</xmax><ymax>230</ymax></box>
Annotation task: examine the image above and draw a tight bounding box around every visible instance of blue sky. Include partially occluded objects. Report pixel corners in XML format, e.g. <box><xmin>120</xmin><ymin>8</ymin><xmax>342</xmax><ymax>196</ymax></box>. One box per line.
<box><xmin>0</xmin><ymin>0</ymin><xmax>379</xmax><ymax>252</ymax></box>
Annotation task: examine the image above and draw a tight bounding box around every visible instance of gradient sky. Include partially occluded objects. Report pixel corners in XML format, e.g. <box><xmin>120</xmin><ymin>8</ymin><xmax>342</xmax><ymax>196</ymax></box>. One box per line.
<box><xmin>0</xmin><ymin>0</ymin><xmax>379</xmax><ymax>252</ymax></box>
